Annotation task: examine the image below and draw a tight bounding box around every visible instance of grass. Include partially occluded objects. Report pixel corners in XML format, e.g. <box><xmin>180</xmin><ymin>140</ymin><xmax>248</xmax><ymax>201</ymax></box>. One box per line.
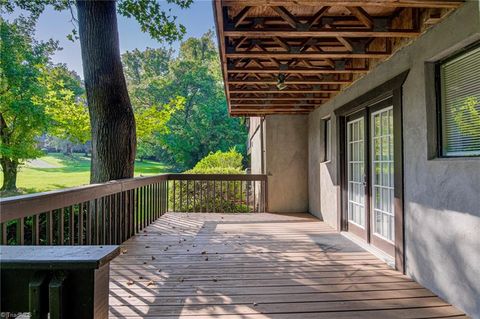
<box><xmin>0</xmin><ymin>153</ymin><xmax>171</xmax><ymax>197</ymax></box>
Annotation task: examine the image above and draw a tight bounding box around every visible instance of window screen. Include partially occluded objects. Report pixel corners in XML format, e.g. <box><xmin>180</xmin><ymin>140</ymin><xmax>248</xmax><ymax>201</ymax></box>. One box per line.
<box><xmin>439</xmin><ymin>44</ymin><xmax>480</xmax><ymax>156</ymax></box>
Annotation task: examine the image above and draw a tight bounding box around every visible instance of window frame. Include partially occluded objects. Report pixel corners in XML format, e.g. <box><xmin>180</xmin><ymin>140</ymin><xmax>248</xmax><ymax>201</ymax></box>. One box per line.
<box><xmin>435</xmin><ymin>42</ymin><xmax>480</xmax><ymax>158</ymax></box>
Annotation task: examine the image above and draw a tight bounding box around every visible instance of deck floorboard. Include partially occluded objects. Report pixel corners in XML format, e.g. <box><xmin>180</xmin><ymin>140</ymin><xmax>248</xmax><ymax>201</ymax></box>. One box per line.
<box><xmin>109</xmin><ymin>213</ymin><xmax>467</xmax><ymax>318</ymax></box>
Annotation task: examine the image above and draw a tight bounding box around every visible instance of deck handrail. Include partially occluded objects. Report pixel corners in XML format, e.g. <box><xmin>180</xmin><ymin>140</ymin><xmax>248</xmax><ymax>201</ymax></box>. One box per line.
<box><xmin>0</xmin><ymin>173</ymin><xmax>268</xmax><ymax>245</ymax></box>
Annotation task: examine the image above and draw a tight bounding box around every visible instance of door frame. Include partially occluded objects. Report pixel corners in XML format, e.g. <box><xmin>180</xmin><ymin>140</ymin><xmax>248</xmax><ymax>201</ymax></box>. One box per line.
<box><xmin>345</xmin><ymin>111</ymin><xmax>369</xmax><ymax>243</ymax></box>
<box><xmin>335</xmin><ymin>71</ymin><xmax>408</xmax><ymax>273</ymax></box>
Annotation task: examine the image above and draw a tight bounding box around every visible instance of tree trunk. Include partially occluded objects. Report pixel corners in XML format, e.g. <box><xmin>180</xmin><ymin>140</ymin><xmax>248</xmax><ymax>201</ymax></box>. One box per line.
<box><xmin>77</xmin><ymin>0</ymin><xmax>136</xmax><ymax>183</ymax></box>
<box><xmin>1</xmin><ymin>158</ymin><xmax>18</xmax><ymax>191</ymax></box>
<box><xmin>65</xmin><ymin>142</ymin><xmax>73</xmax><ymax>156</ymax></box>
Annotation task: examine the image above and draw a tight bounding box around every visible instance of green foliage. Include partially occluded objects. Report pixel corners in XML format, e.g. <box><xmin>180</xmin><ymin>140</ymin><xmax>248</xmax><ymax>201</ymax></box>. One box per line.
<box><xmin>187</xmin><ymin>149</ymin><xmax>244</xmax><ymax>174</ymax></box>
<box><xmin>123</xmin><ymin>31</ymin><xmax>248</xmax><ymax>170</ymax></box>
<box><xmin>170</xmin><ymin>149</ymin><xmax>249</xmax><ymax>213</ymax></box>
<box><xmin>452</xmin><ymin>96</ymin><xmax>480</xmax><ymax>139</ymax></box>
<box><xmin>122</xmin><ymin>47</ymin><xmax>173</xmax><ymax>85</ymax></box>
<box><xmin>1</xmin><ymin>0</ymin><xmax>193</xmax><ymax>44</ymax></box>
<box><xmin>43</xmin><ymin>64</ymin><xmax>90</xmax><ymax>145</ymax></box>
<box><xmin>0</xmin><ymin>17</ymin><xmax>54</xmax><ymax>162</ymax></box>
<box><xmin>0</xmin><ymin>17</ymin><xmax>92</xmax><ymax>191</ymax></box>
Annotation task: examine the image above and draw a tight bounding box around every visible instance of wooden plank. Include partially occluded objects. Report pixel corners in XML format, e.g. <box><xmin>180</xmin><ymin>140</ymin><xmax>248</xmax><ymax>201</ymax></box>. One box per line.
<box><xmin>109</xmin><ymin>213</ymin><xmax>465</xmax><ymax>318</ymax></box>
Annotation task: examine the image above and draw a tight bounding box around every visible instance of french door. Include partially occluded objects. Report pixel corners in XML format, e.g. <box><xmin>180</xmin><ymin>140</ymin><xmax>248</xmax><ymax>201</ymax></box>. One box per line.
<box><xmin>345</xmin><ymin>102</ymin><xmax>395</xmax><ymax>256</ymax></box>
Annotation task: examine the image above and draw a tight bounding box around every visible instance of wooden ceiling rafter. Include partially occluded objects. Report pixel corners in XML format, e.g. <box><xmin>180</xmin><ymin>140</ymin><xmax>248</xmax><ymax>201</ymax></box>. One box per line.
<box><xmin>214</xmin><ymin>0</ymin><xmax>464</xmax><ymax>116</ymax></box>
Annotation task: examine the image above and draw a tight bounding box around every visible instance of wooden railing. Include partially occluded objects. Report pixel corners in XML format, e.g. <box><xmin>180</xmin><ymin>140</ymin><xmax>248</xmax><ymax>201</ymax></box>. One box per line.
<box><xmin>0</xmin><ymin>174</ymin><xmax>267</xmax><ymax>245</ymax></box>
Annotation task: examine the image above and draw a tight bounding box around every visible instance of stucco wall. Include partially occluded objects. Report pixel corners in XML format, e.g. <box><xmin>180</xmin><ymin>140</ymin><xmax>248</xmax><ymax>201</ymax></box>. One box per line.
<box><xmin>249</xmin><ymin>117</ymin><xmax>264</xmax><ymax>175</ymax></box>
<box><xmin>265</xmin><ymin>115</ymin><xmax>309</xmax><ymax>213</ymax></box>
<box><xmin>307</xmin><ymin>2</ymin><xmax>480</xmax><ymax>316</ymax></box>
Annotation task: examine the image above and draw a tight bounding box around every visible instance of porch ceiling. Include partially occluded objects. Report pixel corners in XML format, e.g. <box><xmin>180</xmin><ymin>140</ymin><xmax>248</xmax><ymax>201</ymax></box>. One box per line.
<box><xmin>213</xmin><ymin>0</ymin><xmax>464</xmax><ymax>116</ymax></box>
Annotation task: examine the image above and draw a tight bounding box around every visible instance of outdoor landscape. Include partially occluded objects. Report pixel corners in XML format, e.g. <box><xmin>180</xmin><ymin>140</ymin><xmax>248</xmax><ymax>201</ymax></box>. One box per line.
<box><xmin>1</xmin><ymin>2</ymin><xmax>247</xmax><ymax>197</ymax></box>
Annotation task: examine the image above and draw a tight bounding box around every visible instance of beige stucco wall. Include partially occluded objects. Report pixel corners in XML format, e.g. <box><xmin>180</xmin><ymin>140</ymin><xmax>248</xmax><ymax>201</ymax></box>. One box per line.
<box><xmin>307</xmin><ymin>2</ymin><xmax>480</xmax><ymax>316</ymax></box>
<box><xmin>262</xmin><ymin>115</ymin><xmax>309</xmax><ymax>213</ymax></box>
<box><xmin>248</xmin><ymin>117</ymin><xmax>264</xmax><ymax>175</ymax></box>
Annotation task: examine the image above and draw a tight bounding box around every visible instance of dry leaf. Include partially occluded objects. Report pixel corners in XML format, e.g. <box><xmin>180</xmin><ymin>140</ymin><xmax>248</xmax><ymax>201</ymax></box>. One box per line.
<box><xmin>147</xmin><ymin>280</ymin><xmax>155</xmax><ymax>286</ymax></box>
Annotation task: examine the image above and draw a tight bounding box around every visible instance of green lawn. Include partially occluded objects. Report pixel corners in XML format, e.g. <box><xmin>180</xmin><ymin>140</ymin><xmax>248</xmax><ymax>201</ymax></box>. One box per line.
<box><xmin>1</xmin><ymin>153</ymin><xmax>171</xmax><ymax>196</ymax></box>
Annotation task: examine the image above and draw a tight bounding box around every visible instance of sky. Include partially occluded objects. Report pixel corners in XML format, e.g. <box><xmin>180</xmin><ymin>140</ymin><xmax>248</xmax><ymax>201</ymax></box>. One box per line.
<box><xmin>17</xmin><ymin>0</ymin><xmax>216</xmax><ymax>78</ymax></box>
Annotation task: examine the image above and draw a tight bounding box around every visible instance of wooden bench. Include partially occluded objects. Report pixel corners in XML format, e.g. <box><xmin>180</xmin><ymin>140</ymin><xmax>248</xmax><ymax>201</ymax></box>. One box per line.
<box><xmin>0</xmin><ymin>245</ymin><xmax>120</xmax><ymax>319</ymax></box>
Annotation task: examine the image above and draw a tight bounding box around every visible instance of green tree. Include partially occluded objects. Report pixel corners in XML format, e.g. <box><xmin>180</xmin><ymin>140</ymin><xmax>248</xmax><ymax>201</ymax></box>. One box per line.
<box><xmin>121</xmin><ymin>31</ymin><xmax>247</xmax><ymax>170</ymax></box>
<box><xmin>161</xmin><ymin>31</ymin><xmax>247</xmax><ymax>169</ymax></box>
<box><xmin>1</xmin><ymin>0</ymin><xmax>193</xmax><ymax>183</ymax></box>
<box><xmin>43</xmin><ymin>64</ymin><xmax>90</xmax><ymax>154</ymax></box>
<box><xmin>0</xmin><ymin>18</ymin><xmax>55</xmax><ymax>191</ymax></box>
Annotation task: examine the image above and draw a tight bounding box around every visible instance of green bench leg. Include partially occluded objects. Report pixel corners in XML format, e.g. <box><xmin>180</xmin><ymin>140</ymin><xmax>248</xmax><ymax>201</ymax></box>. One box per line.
<box><xmin>49</xmin><ymin>272</ymin><xmax>67</xmax><ymax>319</ymax></box>
<box><xmin>29</xmin><ymin>272</ymin><xmax>48</xmax><ymax>319</ymax></box>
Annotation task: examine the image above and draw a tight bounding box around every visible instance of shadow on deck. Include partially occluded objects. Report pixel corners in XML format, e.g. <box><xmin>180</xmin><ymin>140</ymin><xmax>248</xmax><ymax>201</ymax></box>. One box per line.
<box><xmin>109</xmin><ymin>213</ymin><xmax>466</xmax><ymax>318</ymax></box>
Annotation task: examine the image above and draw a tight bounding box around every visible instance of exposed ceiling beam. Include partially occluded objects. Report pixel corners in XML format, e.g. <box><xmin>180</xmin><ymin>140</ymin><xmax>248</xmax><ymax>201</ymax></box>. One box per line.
<box><xmin>223</xmin><ymin>29</ymin><xmax>420</xmax><ymax>38</ymax></box>
<box><xmin>229</xmin><ymin>89</ymin><xmax>339</xmax><ymax>94</ymax></box>
<box><xmin>230</xmin><ymin>97</ymin><xmax>329</xmax><ymax>101</ymax></box>
<box><xmin>226</xmin><ymin>52</ymin><xmax>389</xmax><ymax>59</ymax></box>
<box><xmin>228</xmin><ymin>79</ymin><xmax>351</xmax><ymax>85</ymax></box>
<box><xmin>227</xmin><ymin>68</ymin><xmax>368</xmax><ymax>74</ymax></box>
<box><xmin>232</xmin><ymin>104</ymin><xmax>317</xmax><ymax>107</ymax></box>
<box><xmin>221</xmin><ymin>1</ymin><xmax>464</xmax><ymax>9</ymax></box>
<box><xmin>233</xmin><ymin>6</ymin><xmax>252</xmax><ymax>28</ymax></box>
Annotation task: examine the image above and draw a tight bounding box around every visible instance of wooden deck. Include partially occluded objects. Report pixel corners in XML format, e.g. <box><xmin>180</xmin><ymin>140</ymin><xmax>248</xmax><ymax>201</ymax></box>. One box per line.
<box><xmin>109</xmin><ymin>213</ymin><xmax>467</xmax><ymax>318</ymax></box>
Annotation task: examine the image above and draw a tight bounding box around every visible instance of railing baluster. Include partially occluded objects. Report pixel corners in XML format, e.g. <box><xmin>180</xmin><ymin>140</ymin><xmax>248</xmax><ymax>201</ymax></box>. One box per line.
<box><xmin>16</xmin><ymin>218</ymin><xmax>24</xmax><ymax>245</ymax></box>
<box><xmin>113</xmin><ymin>193</ymin><xmax>118</xmax><ymax>243</ymax></box>
<box><xmin>166</xmin><ymin>180</ymin><xmax>169</xmax><ymax>212</ymax></box>
<box><xmin>130</xmin><ymin>189</ymin><xmax>135</xmax><ymax>237</ymax></box>
<box><xmin>124</xmin><ymin>191</ymin><xmax>129</xmax><ymax>241</ymax></box>
<box><xmin>78</xmin><ymin>203</ymin><xmax>84</xmax><ymax>245</ymax></box>
<box><xmin>32</xmin><ymin>214</ymin><xmax>39</xmax><ymax>245</ymax></box>
<box><xmin>147</xmin><ymin>185</ymin><xmax>151</xmax><ymax>224</ymax></box>
<box><xmin>1</xmin><ymin>222</ymin><xmax>6</xmax><ymax>245</ymax></box>
<box><xmin>143</xmin><ymin>186</ymin><xmax>147</xmax><ymax>229</ymax></box>
<box><xmin>135</xmin><ymin>188</ymin><xmax>139</xmax><ymax>233</ymax></box>
<box><xmin>253</xmin><ymin>181</ymin><xmax>257</xmax><ymax>213</ymax></box>
<box><xmin>69</xmin><ymin>205</ymin><xmax>74</xmax><ymax>245</ymax></box>
<box><xmin>96</xmin><ymin>198</ymin><xmax>101</xmax><ymax>245</ymax></box>
<box><xmin>0</xmin><ymin>174</ymin><xmax>267</xmax><ymax>245</ymax></box>
<box><xmin>87</xmin><ymin>202</ymin><xmax>92</xmax><ymax>245</ymax></box>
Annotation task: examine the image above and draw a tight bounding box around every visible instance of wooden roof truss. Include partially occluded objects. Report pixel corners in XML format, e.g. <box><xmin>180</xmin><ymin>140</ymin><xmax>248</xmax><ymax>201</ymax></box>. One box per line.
<box><xmin>214</xmin><ymin>0</ymin><xmax>464</xmax><ymax>116</ymax></box>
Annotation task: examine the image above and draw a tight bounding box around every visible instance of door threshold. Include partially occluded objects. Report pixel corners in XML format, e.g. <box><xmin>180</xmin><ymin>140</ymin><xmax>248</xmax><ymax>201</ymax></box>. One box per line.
<box><xmin>341</xmin><ymin>231</ymin><xmax>395</xmax><ymax>269</ymax></box>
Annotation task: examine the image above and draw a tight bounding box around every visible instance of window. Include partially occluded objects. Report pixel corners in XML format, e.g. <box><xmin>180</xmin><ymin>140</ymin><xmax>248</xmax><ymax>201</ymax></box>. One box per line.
<box><xmin>324</xmin><ymin>118</ymin><xmax>332</xmax><ymax>161</ymax></box>
<box><xmin>438</xmin><ymin>44</ymin><xmax>480</xmax><ymax>157</ymax></box>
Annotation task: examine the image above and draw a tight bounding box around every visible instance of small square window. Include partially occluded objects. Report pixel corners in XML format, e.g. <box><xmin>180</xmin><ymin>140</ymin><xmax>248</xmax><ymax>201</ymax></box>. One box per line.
<box><xmin>437</xmin><ymin>44</ymin><xmax>480</xmax><ymax>157</ymax></box>
<box><xmin>324</xmin><ymin>118</ymin><xmax>332</xmax><ymax>161</ymax></box>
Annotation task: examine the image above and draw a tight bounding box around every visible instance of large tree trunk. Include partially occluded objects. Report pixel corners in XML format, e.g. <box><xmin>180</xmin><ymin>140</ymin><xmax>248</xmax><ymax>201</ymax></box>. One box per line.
<box><xmin>77</xmin><ymin>0</ymin><xmax>136</xmax><ymax>183</ymax></box>
<box><xmin>1</xmin><ymin>158</ymin><xmax>18</xmax><ymax>191</ymax></box>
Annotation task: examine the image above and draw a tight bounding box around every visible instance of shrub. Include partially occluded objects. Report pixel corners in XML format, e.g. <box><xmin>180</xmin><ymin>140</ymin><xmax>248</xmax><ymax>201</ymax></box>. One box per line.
<box><xmin>170</xmin><ymin>149</ymin><xmax>251</xmax><ymax>213</ymax></box>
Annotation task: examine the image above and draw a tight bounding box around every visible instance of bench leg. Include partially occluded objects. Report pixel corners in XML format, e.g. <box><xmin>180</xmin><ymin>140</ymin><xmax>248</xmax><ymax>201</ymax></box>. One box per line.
<box><xmin>29</xmin><ymin>271</ymin><xmax>49</xmax><ymax>319</ymax></box>
<box><xmin>49</xmin><ymin>272</ymin><xmax>67</xmax><ymax>319</ymax></box>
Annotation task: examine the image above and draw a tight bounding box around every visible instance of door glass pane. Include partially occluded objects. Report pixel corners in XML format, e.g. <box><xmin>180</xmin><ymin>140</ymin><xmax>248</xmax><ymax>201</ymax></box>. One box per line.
<box><xmin>371</xmin><ymin>107</ymin><xmax>394</xmax><ymax>241</ymax></box>
<box><xmin>347</xmin><ymin>118</ymin><xmax>365</xmax><ymax>227</ymax></box>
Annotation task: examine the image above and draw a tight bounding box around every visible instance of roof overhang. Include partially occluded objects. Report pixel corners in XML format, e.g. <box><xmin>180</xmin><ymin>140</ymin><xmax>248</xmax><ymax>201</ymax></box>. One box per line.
<box><xmin>213</xmin><ymin>0</ymin><xmax>464</xmax><ymax>116</ymax></box>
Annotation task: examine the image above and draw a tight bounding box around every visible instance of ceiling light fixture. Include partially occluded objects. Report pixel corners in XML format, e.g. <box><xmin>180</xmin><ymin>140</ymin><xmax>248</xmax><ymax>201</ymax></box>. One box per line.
<box><xmin>276</xmin><ymin>74</ymin><xmax>287</xmax><ymax>91</ymax></box>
